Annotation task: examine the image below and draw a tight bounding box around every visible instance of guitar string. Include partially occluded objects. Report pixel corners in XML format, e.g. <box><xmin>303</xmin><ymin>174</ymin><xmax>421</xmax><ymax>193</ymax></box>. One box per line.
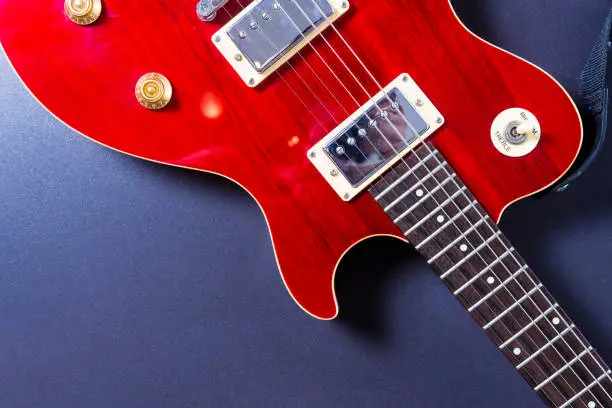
<box><xmin>248</xmin><ymin>0</ymin><xmax>610</xmax><ymax>401</ymax></box>
<box><xmin>264</xmin><ymin>4</ymin><xmax>598</xmax><ymax>401</ymax></box>
<box><xmin>223</xmin><ymin>3</ymin><xmax>576</xmax><ymax>405</ymax></box>
<box><xmin>220</xmin><ymin>5</ymin><xmax>392</xmax><ymax>186</ymax></box>
<box><xmin>221</xmin><ymin>1</ymin><xmax>610</xmax><ymax>403</ymax></box>
<box><xmin>289</xmin><ymin>0</ymin><xmax>612</xmax><ymax>403</ymax></box>
<box><xmin>222</xmin><ymin>0</ymin><xmax>461</xmax><ymax>208</ymax></box>
<box><xmin>224</xmin><ymin>1</ymin><xmax>596</xmax><ymax>404</ymax></box>
<box><xmin>273</xmin><ymin>1</ymin><xmax>610</xmax><ymax>404</ymax></box>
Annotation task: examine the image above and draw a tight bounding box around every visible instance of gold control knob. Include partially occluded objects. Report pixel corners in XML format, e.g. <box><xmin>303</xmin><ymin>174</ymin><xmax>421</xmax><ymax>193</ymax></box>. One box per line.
<box><xmin>135</xmin><ymin>73</ymin><xmax>173</xmax><ymax>110</ymax></box>
<box><xmin>64</xmin><ymin>0</ymin><xmax>102</xmax><ymax>25</ymax></box>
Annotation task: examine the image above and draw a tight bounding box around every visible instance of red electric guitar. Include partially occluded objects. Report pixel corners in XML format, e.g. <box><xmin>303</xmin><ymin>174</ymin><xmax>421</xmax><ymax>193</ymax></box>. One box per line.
<box><xmin>0</xmin><ymin>0</ymin><xmax>610</xmax><ymax>406</ymax></box>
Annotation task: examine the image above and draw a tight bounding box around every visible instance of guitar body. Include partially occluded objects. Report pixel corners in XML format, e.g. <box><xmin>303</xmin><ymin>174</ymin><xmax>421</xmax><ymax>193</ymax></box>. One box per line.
<box><xmin>0</xmin><ymin>0</ymin><xmax>582</xmax><ymax>319</ymax></box>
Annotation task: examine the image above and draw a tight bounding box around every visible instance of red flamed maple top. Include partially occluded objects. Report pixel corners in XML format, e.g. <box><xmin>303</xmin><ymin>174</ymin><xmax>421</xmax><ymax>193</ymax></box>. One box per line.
<box><xmin>0</xmin><ymin>0</ymin><xmax>581</xmax><ymax>318</ymax></box>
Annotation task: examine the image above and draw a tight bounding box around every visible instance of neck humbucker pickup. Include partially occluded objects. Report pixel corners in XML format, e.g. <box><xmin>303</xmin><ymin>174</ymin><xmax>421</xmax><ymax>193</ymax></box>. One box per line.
<box><xmin>212</xmin><ymin>0</ymin><xmax>349</xmax><ymax>87</ymax></box>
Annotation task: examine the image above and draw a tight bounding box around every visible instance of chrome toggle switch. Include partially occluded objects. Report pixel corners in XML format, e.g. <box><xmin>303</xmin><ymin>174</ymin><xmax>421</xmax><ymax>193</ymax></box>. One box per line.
<box><xmin>491</xmin><ymin>108</ymin><xmax>541</xmax><ymax>157</ymax></box>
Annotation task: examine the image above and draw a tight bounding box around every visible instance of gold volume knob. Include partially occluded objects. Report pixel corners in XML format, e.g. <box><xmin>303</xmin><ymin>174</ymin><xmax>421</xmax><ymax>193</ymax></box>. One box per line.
<box><xmin>135</xmin><ymin>73</ymin><xmax>173</xmax><ymax>110</ymax></box>
<box><xmin>64</xmin><ymin>0</ymin><xmax>102</xmax><ymax>25</ymax></box>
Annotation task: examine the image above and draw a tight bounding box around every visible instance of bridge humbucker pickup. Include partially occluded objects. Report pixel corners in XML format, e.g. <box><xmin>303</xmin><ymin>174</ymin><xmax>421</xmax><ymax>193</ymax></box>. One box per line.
<box><xmin>308</xmin><ymin>74</ymin><xmax>445</xmax><ymax>201</ymax></box>
<box><xmin>212</xmin><ymin>0</ymin><xmax>349</xmax><ymax>87</ymax></box>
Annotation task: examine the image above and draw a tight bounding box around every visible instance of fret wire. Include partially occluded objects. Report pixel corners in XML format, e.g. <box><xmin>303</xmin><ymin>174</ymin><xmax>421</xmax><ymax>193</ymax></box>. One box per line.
<box><xmin>285</xmin><ymin>0</ymin><xmax>612</xmax><ymax>395</ymax></box>
<box><xmin>371</xmin><ymin>144</ymin><xmax>612</xmax><ymax>405</ymax></box>
<box><xmin>482</xmin><ymin>284</ymin><xmax>543</xmax><ymax>330</ymax></box>
<box><xmin>415</xmin><ymin>193</ymin><xmax>583</xmax><ymax>402</ymax></box>
<box><xmin>374</xmin><ymin>150</ymin><xmax>437</xmax><ymax>201</ymax></box>
<box><xmin>383</xmin><ymin>163</ymin><xmax>448</xmax><ymax>212</ymax></box>
<box><xmin>404</xmin><ymin>193</ymin><xmax>473</xmax><ymax>236</ymax></box>
<box><xmin>558</xmin><ymin>372</ymin><xmax>612</xmax><ymax>408</ymax></box>
<box><xmin>467</xmin><ymin>265</ymin><xmax>528</xmax><ymax>312</ymax></box>
<box><xmin>276</xmin><ymin>0</ymin><xmax>612</xmax><ymax>392</ymax></box>
<box><xmin>431</xmin><ymin>182</ymin><xmax>612</xmax><ymax>402</ymax></box>
<box><xmin>516</xmin><ymin>325</ymin><xmax>577</xmax><ymax>370</ymax></box>
<box><xmin>233</xmin><ymin>3</ymin><xmax>604</xmax><ymax>402</ymax></box>
<box><xmin>421</xmin><ymin>215</ymin><xmax>585</xmax><ymax>403</ymax></box>
<box><xmin>499</xmin><ymin>303</ymin><xmax>558</xmax><ymax>349</ymax></box>
<box><xmin>416</xmin><ymin>202</ymin><xmax>480</xmax><ymax>249</ymax></box>
<box><xmin>439</xmin><ymin>231</ymin><xmax>502</xmax><ymax>279</ymax></box>
<box><xmin>518</xmin><ymin>302</ymin><xmax>612</xmax><ymax>404</ymax></box>
<box><xmin>393</xmin><ymin>174</ymin><xmax>457</xmax><ymax>223</ymax></box>
<box><xmin>378</xmin><ymin>152</ymin><xmax>567</xmax><ymax>400</ymax></box>
<box><xmin>453</xmin><ymin>249</ymin><xmax>515</xmax><ymax>295</ymax></box>
<box><xmin>534</xmin><ymin>347</ymin><xmax>594</xmax><ymax>391</ymax></box>
<box><xmin>426</xmin><ymin>201</ymin><xmax>607</xmax><ymax>404</ymax></box>
<box><xmin>414</xmin><ymin>160</ymin><xmax>612</xmax><ymax>403</ymax></box>
<box><xmin>448</xmin><ymin>245</ymin><xmax>606</xmax><ymax>405</ymax></box>
<box><xmin>379</xmin><ymin>153</ymin><xmax>572</xmax><ymax>401</ymax></box>
<box><xmin>426</xmin><ymin>217</ymin><xmax>489</xmax><ymax>263</ymax></box>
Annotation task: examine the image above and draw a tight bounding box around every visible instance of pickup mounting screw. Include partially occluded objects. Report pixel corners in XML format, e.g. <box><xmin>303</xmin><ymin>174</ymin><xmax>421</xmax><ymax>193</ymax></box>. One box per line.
<box><xmin>415</xmin><ymin>99</ymin><xmax>424</xmax><ymax>107</ymax></box>
<box><xmin>248</xmin><ymin>78</ymin><xmax>256</xmax><ymax>86</ymax></box>
<box><xmin>342</xmin><ymin>1</ymin><xmax>349</xmax><ymax>9</ymax></box>
<box><xmin>214</xmin><ymin>35</ymin><xmax>221</xmax><ymax>43</ymax></box>
<box><xmin>309</xmin><ymin>152</ymin><xmax>316</xmax><ymax>159</ymax></box>
<box><xmin>330</xmin><ymin>169</ymin><xmax>339</xmax><ymax>177</ymax></box>
<box><xmin>234</xmin><ymin>54</ymin><xmax>243</xmax><ymax>61</ymax></box>
<box><xmin>437</xmin><ymin>117</ymin><xmax>443</xmax><ymax>124</ymax></box>
<box><xmin>343</xmin><ymin>193</ymin><xmax>350</xmax><ymax>200</ymax></box>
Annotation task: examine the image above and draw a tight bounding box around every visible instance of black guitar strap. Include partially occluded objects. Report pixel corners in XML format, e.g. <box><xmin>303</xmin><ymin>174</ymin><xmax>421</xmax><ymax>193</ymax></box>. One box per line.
<box><xmin>550</xmin><ymin>8</ymin><xmax>611</xmax><ymax>193</ymax></box>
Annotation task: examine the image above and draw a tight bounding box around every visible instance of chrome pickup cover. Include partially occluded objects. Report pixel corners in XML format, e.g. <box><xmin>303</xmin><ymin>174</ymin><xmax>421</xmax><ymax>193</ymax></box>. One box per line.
<box><xmin>212</xmin><ymin>0</ymin><xmax>349</xmax><ymax>87</ymax></box>
<box><xmin>308</xmin><ymin>74</ymin><xmax>445</xmax><ymax>201</ymax></box>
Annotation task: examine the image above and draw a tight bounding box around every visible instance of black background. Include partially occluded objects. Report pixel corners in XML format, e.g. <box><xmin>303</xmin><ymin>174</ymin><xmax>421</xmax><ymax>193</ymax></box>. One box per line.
<box><xmin>0</xmin><ymin>1</ymin><xmax>611</xmax><ymax>407</ymax></box>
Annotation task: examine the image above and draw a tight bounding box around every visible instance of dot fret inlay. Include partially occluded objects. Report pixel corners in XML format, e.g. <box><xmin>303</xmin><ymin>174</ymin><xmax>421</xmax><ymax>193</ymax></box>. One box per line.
<box><xmin>369</xmin><ymin>143</ymin><xmax>612</xmax><ymax>408</ymax></box>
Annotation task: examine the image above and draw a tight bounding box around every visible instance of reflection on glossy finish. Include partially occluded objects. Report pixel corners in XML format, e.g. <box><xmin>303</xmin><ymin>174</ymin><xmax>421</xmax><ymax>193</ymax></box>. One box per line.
<box><xmin>200</xmin><ymin>92</ymin><xmax>224</xmax><ymax>119</ymax></box>
<box><xmin>324</xmin><ymin>88</ymin><xmax>428</xmax><ymax>187</ymax></box>
<box><xmin>0</xmin><ymin>0</ymin><xmax>582</xmax><ymax>319</ymax></box>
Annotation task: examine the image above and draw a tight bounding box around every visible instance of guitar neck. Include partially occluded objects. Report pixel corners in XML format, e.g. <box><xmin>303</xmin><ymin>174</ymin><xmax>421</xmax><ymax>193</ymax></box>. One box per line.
<box><xmin>370</xmin><ymin>143</ymin><xmax>612</xmax><ymax>408</ymax></box>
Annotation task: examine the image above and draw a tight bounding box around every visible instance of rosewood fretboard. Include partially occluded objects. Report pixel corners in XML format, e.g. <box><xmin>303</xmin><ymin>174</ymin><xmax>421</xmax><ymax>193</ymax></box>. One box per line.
<box><xmin>370</xmin><ymin>143</ymin><xmax>612</xmax><ymax>408</ymax></box>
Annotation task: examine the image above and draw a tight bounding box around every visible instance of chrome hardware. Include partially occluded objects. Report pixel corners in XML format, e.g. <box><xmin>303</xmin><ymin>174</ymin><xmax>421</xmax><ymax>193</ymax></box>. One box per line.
<box><xmin>226</xmin><ymin>0</ymin><xmax>334</xmax><ymax>73</ymax></box>
<box><xmin>212</xmin><ymin>0</ymin><xmax>350</xmax><ymax>87</ymax></box>
<box><xmin>197</xmin><ymin>0</ymin><xmax>229</xmax><ymax>22</ymax></box>
<box><xmin>308</xmin><ymin>74</ymin><xmax>445</xmax><ymax>201</ymax></box>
